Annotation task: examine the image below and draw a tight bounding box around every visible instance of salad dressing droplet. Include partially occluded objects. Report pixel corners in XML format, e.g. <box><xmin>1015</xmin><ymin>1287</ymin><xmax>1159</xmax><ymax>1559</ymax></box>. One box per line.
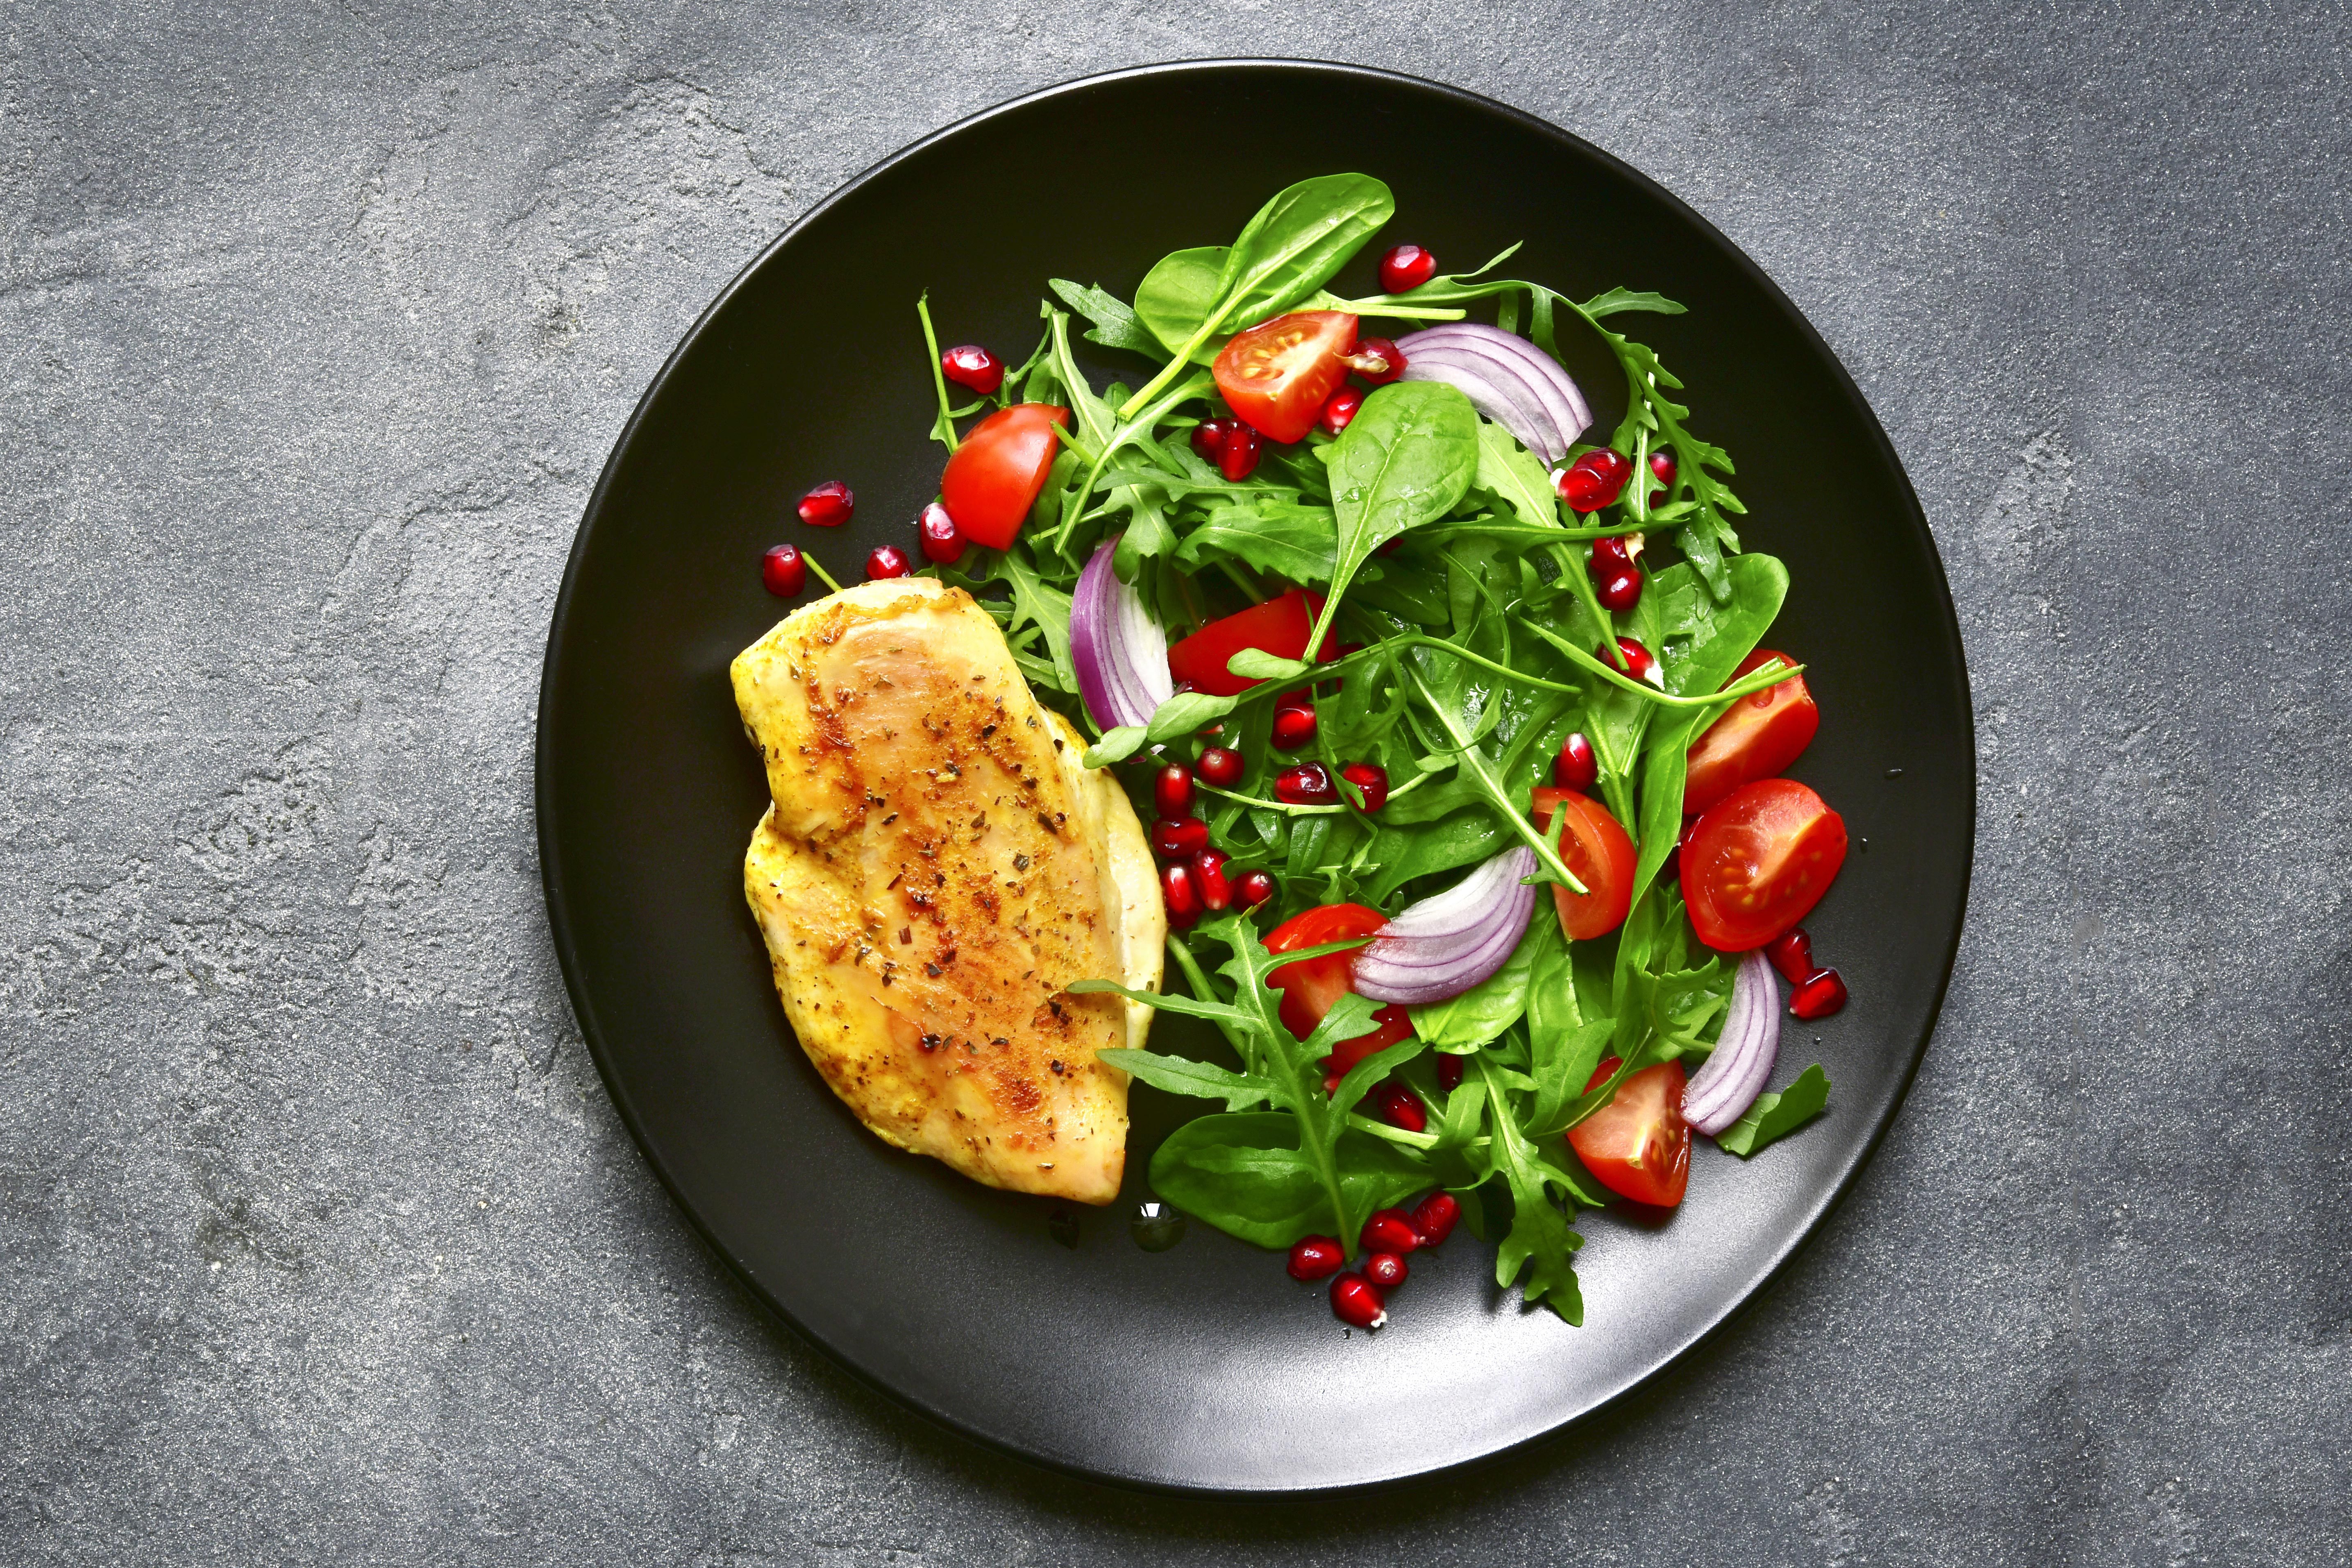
<box><xmin>1129</xmin><ymin>1200</ymin><xmax>1186</xmax><ymax>1252</ymax></box>
<box><xmin>1047</xmin><ymin>1206</ymin><xmax>1081</xmax><ymax>1249</ymax></box>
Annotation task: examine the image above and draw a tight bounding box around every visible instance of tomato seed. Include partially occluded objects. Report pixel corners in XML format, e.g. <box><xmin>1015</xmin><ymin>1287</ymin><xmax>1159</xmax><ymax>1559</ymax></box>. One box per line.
<box><xmin>798</xmin><ymin>480</ymin><xmax>854</xmax><ymax>527</ymax></box>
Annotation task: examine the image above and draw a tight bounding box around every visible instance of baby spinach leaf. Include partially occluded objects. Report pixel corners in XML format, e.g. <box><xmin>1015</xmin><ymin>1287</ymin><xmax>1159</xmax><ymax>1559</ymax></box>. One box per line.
<box><xmin>1310</xmin><ymin>381</ymin><xmax>1480</xmax><ymax>658</ymax></box>
<box><xmin>1047</xmin><ymin>277</ymin><xmax>1165</xmax><ymax>357</ymax></box>
<box><xmin>1474</xmin><ymin>420</ymin><xmax>1562</xmax><ymax>533</ymax></box>
<box><xmin>1714</xmin><ymin>1064</ymin><xmax>1830</xmax><ymax>1156</ymax></box>
<box><xmin>1135</xmin><ymin>246</ymin><xmax>1230</xmax><ymax>359</ymax></box>
<box><xmin>1407</xmin><ymin>919</ymin><xmax>1542</xmax><ymax>1050</ymax></box>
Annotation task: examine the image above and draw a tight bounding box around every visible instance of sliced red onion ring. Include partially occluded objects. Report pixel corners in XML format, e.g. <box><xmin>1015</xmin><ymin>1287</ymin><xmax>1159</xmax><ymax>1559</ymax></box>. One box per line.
<box><xmin>1682</xmin><ymin>950</ymin><xmax>1782</xmax><ymax>1135</ymax></box>
<box><xmin>1353</xmin><ymin>846</ymin><xmax>1537</xmax><ymax>1005</ymax></box>
<box><xmin>1396</xmin><ymin>322</ymin><xmax>1591</xmax><ymax>464</ymax></box>
<box><xmin>1070</xmin><ymin>537</ymin><xmax>1171</xmax><ymax>733</ymax></box>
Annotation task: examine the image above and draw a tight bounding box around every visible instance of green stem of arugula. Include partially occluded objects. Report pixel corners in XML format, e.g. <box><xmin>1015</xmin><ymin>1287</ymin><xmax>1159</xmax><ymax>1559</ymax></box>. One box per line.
<box><xmin>1117</xmin><ymin>288</ymin><xmax>1247</xmax><ymax>418</ymax></box>
<box><xmin>1053</xmin><ymin>372</ymin><xmax>1213</xmax><ymax>557</ymax></box>
<box><xmin>803</xmin><ymin>553</ymin><xmax>843</xmax><ymax>595</ymax></box>
<box><xmin>1403</xmin><ymin>664</ymin><xmax>1589</xmax><ymax>895</ymax></box>
<box><xmin>916</xmin><ymin>292</ymin><xmax>959</xmax><ymax>454</ymax></box>
<box><xmin>1162</xmin><ymin>933</ymin><xmax>1256</xmax><ymax>1073</ymax></box>
<box><xmin>1515</xmin><ymin>621</ymin><xmax>1804</xmax><ymax>709</ymax></box>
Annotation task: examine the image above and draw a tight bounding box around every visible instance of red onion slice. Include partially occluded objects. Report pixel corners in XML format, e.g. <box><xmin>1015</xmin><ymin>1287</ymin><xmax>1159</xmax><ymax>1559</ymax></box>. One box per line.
<box><xmin>1070</xmin><ymin>537</ymin><xmax>1171</xmax><ymax>733</ymax></box>
<box><xmin>1396</xmin><ymin>322</ymin><xmax>1591</xmax><ymax>464</ymax></box>
<box><xmin>1682</xmin><ymin>951</ymin><xmax>1782</xmax><ymax>1135</ymax></box>
<box><xmin>1353</xmin><ymin>847</ymin><xmax>1537</xmax><ymax>1005</ymax></box>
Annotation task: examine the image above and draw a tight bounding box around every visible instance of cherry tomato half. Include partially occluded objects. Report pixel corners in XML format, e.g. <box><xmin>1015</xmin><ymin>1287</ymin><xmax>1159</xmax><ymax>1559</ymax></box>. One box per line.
<box><xmin>938</xmin><ymin>403</ymin><xmax>1069</xmax><ymax>550</ymax></box>
<box><xmin>1680</xmin><ymin>778</ymin><xmax>1848</xmax><ymax>952</ymax></box>
<box><xmin>1530</xmin><ymin>786</ymin><xmax>1637</xmax><ymax>939</ymax></box>
<box><xmin>1167</xmin><ymin>587</ymin><xmax>1325</xmax><ymax>697</ymax></box>
<box><xmin>1683</xmin><ymin>647</ymin><xmax>1821</xmax><ymax>815</ymax></box>
<box><xmin>1212</xmin><ymin>310</ymin><xmax>1358</xmax><ymax>444</ymax></box>
<box><xmin>1567</xmin><ymin>1056</ymin><xmax>1690</xmax><ymax>1207</ymax></box>
<box><xmin>1265</xmin><ymin>903</ymin><xmax>1412</xmax><ymax>1073</ymax></box>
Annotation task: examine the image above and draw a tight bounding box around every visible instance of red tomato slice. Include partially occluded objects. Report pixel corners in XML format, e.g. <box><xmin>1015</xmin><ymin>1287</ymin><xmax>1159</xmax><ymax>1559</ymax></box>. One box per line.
<box><xmin>1567</xmin><ymin>1057</ymin><xmax>1690</xmax><ymax>1207</ymax></box>
<box><xmin>1529</xmin><ymin>786</ymin><xmax>1637</xmax><ymax>939</ymax></box>
<box><xmin>1264</xmin><ymin>902</ymin><xmax>1411</xmax><ymax>1071</ymax></box>
<box><xmin>1167</xmin><ymin>588</ymin><xmax>1326</xmax><ymax>697</ymax></box>
<box><xmin>1683</xmin><ymin>647</ymin><xmax>1821</xmax><ymax>815</ymax></box>
<box><xmin>1212</xmin><ymin>311</ymin><xmax>1358</xmax><ymax>444</ymax></box>
<box><xmin>1680</xmin><ymin>778</ymin><xmax>1848</xmax><ymax>951</ymax></box>
<box><xmin>938</xmin><ymin>403</ymin><xmax>1069</xmax><ymax>550</ymax></box>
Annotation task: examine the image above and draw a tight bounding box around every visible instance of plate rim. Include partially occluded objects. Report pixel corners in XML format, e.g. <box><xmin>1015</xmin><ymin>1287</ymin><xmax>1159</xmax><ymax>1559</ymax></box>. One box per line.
<box><xmin>533</xmin><ymin>55</ymin><xmax>1977</xmax><ymax>1497</ymax></box>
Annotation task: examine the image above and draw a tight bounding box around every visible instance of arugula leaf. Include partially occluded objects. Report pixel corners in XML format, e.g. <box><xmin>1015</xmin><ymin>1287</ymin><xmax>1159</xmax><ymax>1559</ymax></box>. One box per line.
<box><xmin>1122</xmin><ymin>173</ymin><xmax>1396</xmax><ymax>414</ymax></box>
<box><xmin>1173</xmin><ymin>499</ymin><xmax>1339</xmax><ymax>584</ymax></box>
<box><xmin>1478</xmin><ymin>1055</ymin><xmax>1585</xmax><ymax>1323</ymax></box>
<box><xmin>998</xmin><ymin>546</ymin><xmax>1077</xmax><ymax>694</ymax></box>
<box><xmin>1047</xmin><ymin>277</ymin><xmax>1165</xmax><ymax>357</ymax></box>
<box><xmin>1714</xmin><ymin>1064</ymin><xmax>1830</xmax><ymax>1156</ymax></box>
<box><xmin>1093</xmin><ymin>1046</ymin><xmax>1271</xmax><ymax>1112</ymax></box>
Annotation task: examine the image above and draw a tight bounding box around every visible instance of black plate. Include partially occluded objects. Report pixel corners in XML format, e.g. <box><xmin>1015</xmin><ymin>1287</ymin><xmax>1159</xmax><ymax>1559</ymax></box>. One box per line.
<box><xmin>536</xmin><ymin>60</ymin><xmax>1973</xmax><ymax>1494</ymax></box>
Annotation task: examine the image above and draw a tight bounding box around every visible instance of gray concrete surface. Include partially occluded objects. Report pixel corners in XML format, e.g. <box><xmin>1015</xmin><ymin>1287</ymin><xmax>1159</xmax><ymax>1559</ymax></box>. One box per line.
<box><xmin>4</xmin><ymin>2</ymin><xmax>2347</xmax><ymax>1561</ymax></box>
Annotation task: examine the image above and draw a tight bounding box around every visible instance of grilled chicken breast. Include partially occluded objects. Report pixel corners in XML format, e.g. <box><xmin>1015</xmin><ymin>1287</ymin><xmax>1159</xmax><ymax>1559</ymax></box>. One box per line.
<box><xmin>732</xmin><ymin>576</ymin><xmax>1163</xmax><ymax>1205</ymax></box>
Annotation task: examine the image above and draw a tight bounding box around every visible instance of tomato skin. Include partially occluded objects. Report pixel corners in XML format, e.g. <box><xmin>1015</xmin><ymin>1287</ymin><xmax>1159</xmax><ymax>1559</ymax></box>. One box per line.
<box><xmin>1167</xmin><ymin>588</ymin><xmax>1325</xmax><ymax>697</ymax></box>
<box><xmin>1680</xmin><ymin>778</ymin><xmax>1849</xmax><ymax>952</ymax></box>
<box><xmin>1567</xmin><ymin>1057</ymin><xmax>1690</xmax><ymax>1207</ymax></box>
<box><xmin>1264</xmin><ymin>903</ymin><xmax>1412</xmax><ymax>1070</ymax></box>
<box><xmin>1213</xmin><ymin>311</ymin><xmax>1358</xmax><ymax>443</ymax></box>
<box><xmin>1683</xmin><ymin>648</ymin><xmax>1821</xmax><ymax>815</ymax></box>
<box><xmin>938</xmin><ymin>403</ymin><xmax>1069</xmax><ymax>549</ymax></box>
<box><xmin>1529</xmin><ymin>786</ymin><xmax>1638</xmax><ymax>939</ymax></box>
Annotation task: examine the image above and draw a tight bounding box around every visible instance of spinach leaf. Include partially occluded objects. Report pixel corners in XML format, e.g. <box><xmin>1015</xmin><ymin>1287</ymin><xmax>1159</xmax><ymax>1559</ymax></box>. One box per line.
<box><xmin>1363</xmin><ymin>809</ymin><xmax>1505</xmax><ymax>901</ymax></box>
<box><xmin>1474</xmin><ymin>420</ymin><xmax>1562</xmax><ymax>533</ymax></box>
<box><xmin>1122</xmin><ymin>174</ymin><xmax>1395</xmax><ymax>413</ymax></box>
<box><xmin>1151</xmin><ymin>1114</ymin><xmax>1430</xmax><ymax>1250</ymax></box>
<box><xmin>1407</xmin><ymin>919</ymin><xmax>1542</xmax><ymax>1050</ymax></box>
<box><xmin>1047</xmin><ymin>277</ymin><xmax>1165</xmax><ymax>357</ymax></box>
<box><xmin>1714</xmin><ymin>1064</ymin><xmax>1830</xmax><ymax>1156</ymax></box>
<box><xmin>1308</xmin><ymin>380</ymin><xmax>1480</xmax><ymax>657</ymax></box>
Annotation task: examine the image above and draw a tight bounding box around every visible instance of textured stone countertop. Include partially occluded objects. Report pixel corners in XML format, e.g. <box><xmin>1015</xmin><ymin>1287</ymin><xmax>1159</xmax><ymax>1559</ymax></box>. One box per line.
<box><xmin>5</xmin><ymin>5</ymin><xmax>2347</xmax><ymax>1563</ymax></box>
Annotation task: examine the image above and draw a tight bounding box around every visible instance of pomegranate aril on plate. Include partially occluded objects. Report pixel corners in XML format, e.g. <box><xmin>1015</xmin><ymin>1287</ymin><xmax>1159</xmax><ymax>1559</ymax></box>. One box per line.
<box><xmin>1360</xmin><ymin>1208</ymin><xmax>1422</xmax><ymax>1256</ymax></box>
<box><xmin>1596</xmin><ymin>566</ymin><xmax>1643</xmax><ymax>613</ymax></box>
<box><xmin>1235</xmin><ymin>869</ymin><xmax>1276</xmax><ymax>909</ymax></box>
<box><xmin>1150</xmin><ymin>817</ymin><xmax>1210</xmax><ymax>862</ymax></box>
<box><xmin>1378</xmin><ymin>243</ymin><xmax>1438</xmax><ymax>295</ymax></box>
<box><xmin>1330</xmin><ymin>1272</ymin><xmax>1387</xmax><ymax>1329</ymax></box>
<box><xmin>1765</xmin><ymin>927</ymin><xmax>1815</xmax><ymax>985</ymax></box>
<box><xmin>1271</xmin><ymin>704</ymin><xmax>1317</xmax><ymax>751</ymax></box>
<box><xmin>1340</xmin><ymin>761</ymin><xmax>1389</xmax><ymax>815</ymax></box>
<box><xmin>1374</xmin><ymin>1084</ymin><xmax>1426</xmax><ymax>1134</ymax></box>
<box><xmin>1192</xmin><ymin>848</ymin><xmax>1232</xmax><ymax>912</ymax></box>
<box><xmin>940</xmin><ymin>343</ymin><xmax>1005</xmax><ymax>395</ymax></box>
<box><xmin>798</xmin><ymin>480</ymin><xmax>854</xmax><ymax>526</ymax></box>
<box><xmin>1154</xmin><ymin>764</ymin><xmax>1194</xmax><ymax>820</ymax></box>
<box><xmin>1789</xmin><ymin>967</ymin><xmax>1849</xmax><ymax>1019</ymax></box>
<box><xmin>865</xmin><ymin>544</ymin><xmax>911</xmax><ymax>580</ymax></box>
<box><xmin>1410</xmin><ymin>1191</ymin><xmax>1461</xmax><ymax>1246</ymax></box>
<box><xmin>1363</xmin><ymin>1251</ymin><xmax>1409</xmax><ymax>1290</ymax></box>
<box><xmin>761</xmin><ymin>543</ymin><xmax>807</xmax><ymax>597</ymax></box>
<box><xmin>1288</xmin><ymin>1234</ymin><xmax>1344</xmax><ymax>1282</ymax></box>
<box><xmin>1218</xmin><ymin>422</ymin><xmax>1262</xmax><ymax>481</ymax></box>
<box><xmin>1554</xmin><ymin>731</ymin><xmax>1598</xmax><ymax>791</ymax></box>
<box><xmin>1196</xmin><ymin>746</ymin><xmax>1244</xmax><ymax>788</ymax></box>
<box><xmin>1160</xmin><ymin>862</ymin><xmax>1202</xmax><ymax>928</ymax></box>
<box><xmin>1274</xmin><ymin>763</ymin><xmax>1336</xmax><ymax>807</ymax></box>
<box><xmin>1318</xmin><ymin>385</ymin><xmax>1364</xmax><ymax>436</ymax></box>
<box><xmin>917</xmin><ymin>502</ymin><xmax>965</xmax><ymax>564</ymax></box>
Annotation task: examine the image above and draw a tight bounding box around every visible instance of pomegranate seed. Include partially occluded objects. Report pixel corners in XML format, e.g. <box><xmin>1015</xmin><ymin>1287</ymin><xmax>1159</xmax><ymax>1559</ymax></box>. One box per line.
<box><xmin>1590</xmin><ymin>534</ymin><xmax>1633</xmax><ymax>573</ymax></box>
<box><xmin>1557</xmin><ymin>464</ymin><xmax>1605</xmax><ymax>513</ymax></box>
<box><xmin>1318</xmin><ymin>385</ymin><xmax>1364</xmax><ymax>436</ymax></box>
<box><xmin>1193</xmin><ymin>848</ymin><xmax>1232</xmax><ymax>912</ymax></box>
<box><xmin>1650</xmin><ymin>450</ymin><xmax>1677</xmax><ymax>487</ymax></box>
<box><xmin>798</xmin><ymin>480</ymin><xmax>854</xmax><ymax>527</ymax></box>
<box><xmin>1596</xmin><ymin>566</ymin><xmax>1643</xmax><ymax>613</ymax></box>
<box><xmin>917</xmin><ymin>502</ymin><xmax>965</xmax><ymax>565</ymax></box>
<box><xmin>1581</xmin><ymin>448</ymin><xmax>1632</xmax><ymax>490</ymax></box>
<box><xmin>1322</xmin><ymin>1067</ymin><xmax>1344</xmax><ymax>1096</ymax></box>
<box><xmin>1150</xmin><ymin>817</ymin><xmax>1209</xmax><ymax>862</ymax></box>
<box><xmin>761</xmin><ymin>543</ymin><xmax>807</xmax><ymax>597</ymax></box>
<box><xmin>1154</xmin><ymin>764</ymin><xmax>1194</xmax><ymax>820</ymax></box>
<box><xmin>1790</xmin><ymin>967</ymin><xmax>1849</xmax><ymax>1020</ymax></box>
<box><xmin>1435</xmin><ymin>1053</ymin><xmax>1465</xmax><ymax>1091</ymax></box>
<box><xmin>940</xmin><ymin>343</ymin><xmax>1005</xmax><ymax>395</ymax></box>
<box><xmin>1378</xmin><ymin>243</ymin><xmax>1439</xmax><ymax>295</ymax></box>
<box><xmin>1288</xmin><ymin>1235</ymin><xmax>1344</xmax><ymax>1281</ymax></box>
<box><xmin>1598</xmin><ymin>636</ymin><xmax>1662</xmax><ymax>687</ymax></box>
<box><xmin>1235</xmin><ymin>869</ymin><xmax>1276</xmax><ymax>909</ymax></box>
<box><xmin>1363</xmin><ymin>1251</ymin><xmax>1409</xmax><ymax>1290</ymax></box>
<box><xmin>1374</xmin><ymin>1083</ymin><xmax>1427</xmax><ymax>1134</ymax></box>
<box><xmin>1765</xmin><ymin>927</ymin><xmax>1815</xmax><ymax>985</ymax></box>
<box><xmin>865</xmin><ymin>544</ymin><xmax>911</xmax><ymax>580</ymax></box>
<box><xmin>1191</xmin><ymin>418</ymin><xmax>1230</xmax><ymax>461</ymax></box>
<box><xmin>1553</xmin><ymin>732</ymin><xmax>1598</xmax><ymax>792</ymax></box>
<box><xmin>1330</xmin><ymin>1272</ymin><xmax>1387</xmax><ymax>1329</ymax></box>
<box><xmin>1161</xmin><ymin>861</ymin><xmax>1202</xmax><ymax>928</ymax></box>
<box><xmin>1218</xmin><ymin>422</ymin><xmax>1262</xmax><ymax>481</ymax></box>
<box><xmin>1339</xmin><ymin>761</ymin><xmax>1390</xmax><ymax>814</ymax></box>
<box><xmin>1360</xmin><ymin>1208</ymin><xmax>1422</xmax><ymax>1256</ymax></box>
<box><xmin>1274</xmin><ymin>762</ymin><xmax>1335</xmax><ymax>806</ymax></box>
<box><xmin>1351</xmin><ymin>337</ymin><xmax>1406</xmax><ymax>386</ymax></box>
<box><xmin>1196</xmin><ymin>746</ymin><xmax>1244</xmax><ymax>788</ymax></box>
<box><xmin>1410</xmin><ymin>1191</ymin><xmax>1461</xmax><ymax>1246</ymax></box>
<box><xmin>1271</xmin><ymin>704</ymin><xmax>1318</xmax><ymax>751</ymax></box>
